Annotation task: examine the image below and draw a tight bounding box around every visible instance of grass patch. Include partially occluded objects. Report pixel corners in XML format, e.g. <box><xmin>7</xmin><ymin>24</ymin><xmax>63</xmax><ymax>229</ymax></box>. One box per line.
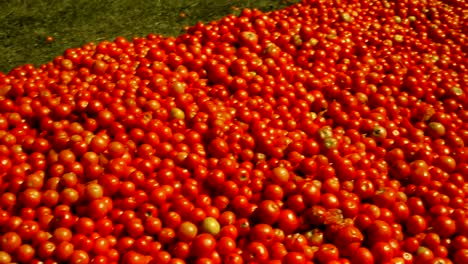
<box><xmin>0</xmin><ymin>0</ymin><xmax>301</xmax><ymax>73</ymax></box>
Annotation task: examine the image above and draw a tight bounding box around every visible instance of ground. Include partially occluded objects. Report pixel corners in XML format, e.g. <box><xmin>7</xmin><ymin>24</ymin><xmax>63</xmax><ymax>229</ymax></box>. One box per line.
<box><xmin>0</xmin><ymin>0</ymin><xmax>301</xmax><ymax>73</ymax></box>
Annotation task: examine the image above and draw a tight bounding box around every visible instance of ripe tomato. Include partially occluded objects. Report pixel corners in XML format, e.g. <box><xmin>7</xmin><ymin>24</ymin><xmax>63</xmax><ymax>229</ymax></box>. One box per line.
<box><xmin>315</xmin><ymin>244</ymin><xmax>339</xmax><ymax>263</ymax></box>
<box><xmin>1</xmin><ymin>1</ymin><xmax>467</xmax><ymax>263</ymax></box>
<box><xmin>191</xmin><ymin>234</ymin><xmax>216</xmax><ymax>258</ymax></box>
<box><xmin>0</xmin><ymin>232</ymin><xmax>21</xmax><ymax>253</ymax></box>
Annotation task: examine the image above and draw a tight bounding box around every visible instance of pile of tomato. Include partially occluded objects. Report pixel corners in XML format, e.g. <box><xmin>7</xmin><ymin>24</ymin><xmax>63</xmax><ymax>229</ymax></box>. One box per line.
<box><xmin>0</xmin><ymin>0</ymin><xmax>467</xmax><ymax>263</ymax></box>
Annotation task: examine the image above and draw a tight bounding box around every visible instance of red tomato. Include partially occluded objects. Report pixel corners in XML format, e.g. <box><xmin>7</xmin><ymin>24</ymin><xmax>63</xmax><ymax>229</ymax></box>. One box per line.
<box><xmin>1</xmin><ymin>1</ymin><xmax>467</xmax><ymax>263</ymax></box>
<box><xmin>191</xmin><ymin>234</ymin><xmax>216</xmax><ymax>258</ymax></box>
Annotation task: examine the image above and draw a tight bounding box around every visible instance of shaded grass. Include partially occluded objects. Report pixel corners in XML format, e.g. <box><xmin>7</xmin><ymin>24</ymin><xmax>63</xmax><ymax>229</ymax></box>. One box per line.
<box><xmin>0</xmin><ymin>0</ymin><xmax>301</xmax><ymax>74</ymax></box>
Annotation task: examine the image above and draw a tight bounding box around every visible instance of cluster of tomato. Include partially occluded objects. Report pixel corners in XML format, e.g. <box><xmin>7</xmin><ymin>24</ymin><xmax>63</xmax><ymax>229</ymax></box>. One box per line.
<box><xmin>0</xmin><ymin>0</ymin><xmax>467</xmax><ymax>263</ymax></box>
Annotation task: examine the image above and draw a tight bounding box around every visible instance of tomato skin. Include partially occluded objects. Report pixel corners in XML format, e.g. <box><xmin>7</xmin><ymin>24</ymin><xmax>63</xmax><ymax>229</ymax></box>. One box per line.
<box><xmin>191</xmin><ymin>234</ymin><xmax>216</xmax><ymax>258</ymax></box>
<box><xmin>251</xmin><ymin>200</ymin><xmax>281</xmax><ymax>225</ymax></box>
<box><xmin>406</xmin><ymin>214</ymin><xmax>428</xmax><ymax>235</ymax></box>
<box><xmin>366</xmin><ymin>220</ymin><xmax>393</xmax><ymax>245</ymax></box>
<box><xmin>371</xmin><ymin>242</ymin><xmax>394</xmax><ymax>263</ymax></box>
<box><xmin>432</xmin><ymin>216</ymin><xmax>457</xmax><ymax>238</ymax></box>
<box><xmin>69</xmin><ymin>250</ymin><xmax>90</xmax><ymax>264</ymax></box>
<box><xmin>414</xmin><ymin>246</ymin><xmax>435</xmax><ymax>263</ymax></box>
<box><xmin>282</xmin><ymin>252</ymin><xmax>306</xmax><ymax>264</ymax></box>
<box><xmin>208</xmin><ymin>138</ymin><xmax>229</xmax><ymax>158</ymax></box>
<box><xmin>249</xmin><ymin>223</ymin><xmax>275</xmax><ymax>245</ymax></box>
<box><xmin>242</xmin><ymin>242</ymin><xmax>269</xmax><ymax>262</ymax></box>
<box><xmin>14</xmin><ymin>243</ymin><xmax>34</xmax><ymax>263</ymax></box>
<box><xmin>223</xmin><ymin>253</ymin><xmax>244</xmax><ymax>264</ymax></box>
<box><xmin>277</xmin><ymin>209</ymin><xmax>299</xmax><ymax>235</ymax></box>
<box><xmin>352</xmin><ymin>247</ymin><xmax>374</xmax><ymax>264</ymax></box>
<box><xmin>334</xmin><ymin>225</ymin><xmax>364</xmax><ymax>250</ymax></box>
<box><xmin>0</xmin><ymin>232</ymin><xmax>22</xmax><ymax>253</ymax></box>
<box><xmin>454</xmin><ymin>249</ymin><xmax>468</xmax><ymax>264</ymax></box>
<box><xmin>121</xmin><ymin>251</ymin><xmax>146</xmax><ymax>264</ymax></box>
<box><xmin>54</xmin><ymin>241</ymin><xmax>74</xmax><ymax>262</ymax></box>
<box><xmin>315</xmin><ymin>244</ymin><xmax>339</xmax><ymax>263</ymax></box>
<box><xmin>0</xmin><ymin>251</ymin><xmax>11</xmax><ymax>264</ymax></box>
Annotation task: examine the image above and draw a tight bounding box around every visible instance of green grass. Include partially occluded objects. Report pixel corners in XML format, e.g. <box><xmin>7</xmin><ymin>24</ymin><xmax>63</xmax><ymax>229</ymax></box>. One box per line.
<box><xmin>0</xmin><ymin>0</ymin><xmax>301</xmax><ymax>74</ymax></box>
